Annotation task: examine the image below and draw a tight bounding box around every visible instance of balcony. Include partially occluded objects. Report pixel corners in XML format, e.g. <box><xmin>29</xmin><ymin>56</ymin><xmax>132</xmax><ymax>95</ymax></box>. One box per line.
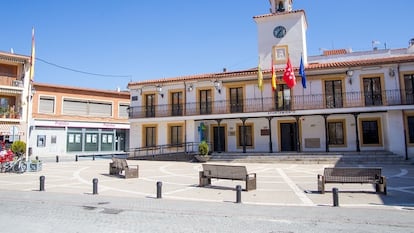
<box><xmin>129</xmin><ymin>89</ymin><xmax>413</xmax><ymax>119</ymax></box>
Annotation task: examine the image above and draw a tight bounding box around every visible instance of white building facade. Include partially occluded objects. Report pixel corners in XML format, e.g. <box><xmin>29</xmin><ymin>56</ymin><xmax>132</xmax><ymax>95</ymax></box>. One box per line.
<box><xmin>127</xmin><ymin>0</ymin><xmax>414</xmax><ymax>159</ymax></box>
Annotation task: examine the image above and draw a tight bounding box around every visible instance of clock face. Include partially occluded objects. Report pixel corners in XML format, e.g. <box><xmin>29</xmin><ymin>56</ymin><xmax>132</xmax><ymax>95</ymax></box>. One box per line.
<box><xmin>273</xmin><ymin>26</ymin><xmax>286</xmax><ymax>38</ymax></box>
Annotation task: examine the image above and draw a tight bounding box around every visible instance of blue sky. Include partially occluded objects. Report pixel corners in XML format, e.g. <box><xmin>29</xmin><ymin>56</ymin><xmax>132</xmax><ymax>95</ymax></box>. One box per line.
<box><xmin>1</xmin><ymin>1</ymin><xmax>412</xmax><ymax>90</ymax></box>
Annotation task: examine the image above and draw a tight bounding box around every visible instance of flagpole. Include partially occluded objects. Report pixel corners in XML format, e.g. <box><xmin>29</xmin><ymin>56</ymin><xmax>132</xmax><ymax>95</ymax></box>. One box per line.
<box><xmin>25</xmin><ymin>28</ymin><xmax>35</xmax><ymax>163</ymax></box>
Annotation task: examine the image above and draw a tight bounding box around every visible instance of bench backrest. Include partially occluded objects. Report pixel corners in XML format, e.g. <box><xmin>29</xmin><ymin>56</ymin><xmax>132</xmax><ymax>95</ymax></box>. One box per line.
<box><xmin>202</xmin><ymin>164</ymin><xmax>248</xmax><ymax>180</ymax></box>
<box><xmin>112</xmin><ymin>158</ymin><xmax>129</xmax><ymax>169</ymax></box>
<box><xmin>324</xmin><ymin>167</ymin><xmax>382</xmax><ymax>183</ymax></box>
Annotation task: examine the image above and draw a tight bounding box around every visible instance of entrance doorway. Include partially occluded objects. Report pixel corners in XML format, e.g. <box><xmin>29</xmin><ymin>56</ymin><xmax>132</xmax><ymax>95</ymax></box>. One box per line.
<box><xmin>213</xmin><ymin>126</ymin><xmax>225</xmax><ymax>152</ymax></box>
<box><xmin>280</xmin><ymin>122</ymin><xmax>297</xmax><ymax>151</ymax></box>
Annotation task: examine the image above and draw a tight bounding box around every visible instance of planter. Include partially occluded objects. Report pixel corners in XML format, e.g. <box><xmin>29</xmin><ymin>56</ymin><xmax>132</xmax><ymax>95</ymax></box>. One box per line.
<box><xmin>29</xmin><ymin>161</ymin><xmax>42</xmax><ymax>172</ymax></box>
<box><xmin>194</xmin><ymin>155</ymin><xmax>211</xmax><ymax>163</ymax></box>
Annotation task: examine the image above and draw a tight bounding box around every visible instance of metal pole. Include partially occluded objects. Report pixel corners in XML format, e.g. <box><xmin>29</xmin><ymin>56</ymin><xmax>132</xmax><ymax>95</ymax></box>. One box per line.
<box><xmin>75</xmin><ymin>155</ymin><xmax>78</xmax><ymax>162</ymax></box>
<box><xmin>332</xmin><ymin>187</ymin><xmax>339</xmax><ymax>207</ymax></box>
<box><xmin>236</xmin><ymin>185</ymin><xmax>242</xmax><ymax>203</ymax></box>
<box><xmin>56</xmin><ymin>155</ymin><xmax>59</xmax><ymax>163</ymax></box>
<box><xmin>92</xmin><ymin>178</ymin><xmax>98</xmax><ymax>195</ymax></box>
<box><xmin>39</xmin><ymin>176</ymin><xmax>45</xmax><ymax>191</ymax></box>
<box><xmin>156</xmin><ymin>181</ymin><xmax>162</xmax><ymax>199</ymax></box>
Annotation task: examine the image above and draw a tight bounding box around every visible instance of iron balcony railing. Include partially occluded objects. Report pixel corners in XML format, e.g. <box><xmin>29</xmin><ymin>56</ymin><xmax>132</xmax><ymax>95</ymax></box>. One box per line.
<box><xmin>129</xmin><ymin>89</ymin><xmax>414</xmax><ymax>119</ymax></box>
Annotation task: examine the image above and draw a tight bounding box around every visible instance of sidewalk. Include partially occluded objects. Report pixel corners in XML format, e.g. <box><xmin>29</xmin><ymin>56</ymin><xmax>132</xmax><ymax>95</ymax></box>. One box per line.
<box><xmin>1</xmin><ymin>158</ymin><xmax>413</xmax><ymax>208</ymax></box>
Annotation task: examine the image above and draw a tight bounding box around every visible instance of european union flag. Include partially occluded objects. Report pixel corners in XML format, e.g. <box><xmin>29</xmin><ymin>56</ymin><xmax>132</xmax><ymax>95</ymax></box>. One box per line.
<box><xmin>299</xmin><ymin>56</ymin><xmax>306</xmax><ymax>88</ymax></box>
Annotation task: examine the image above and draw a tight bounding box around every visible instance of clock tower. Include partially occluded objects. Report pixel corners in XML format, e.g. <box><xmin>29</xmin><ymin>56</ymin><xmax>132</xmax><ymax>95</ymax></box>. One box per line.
<box><xmin>254</xmin><ymin>0</ymin><xmax>308</xmax><ymax>70</ymax></box>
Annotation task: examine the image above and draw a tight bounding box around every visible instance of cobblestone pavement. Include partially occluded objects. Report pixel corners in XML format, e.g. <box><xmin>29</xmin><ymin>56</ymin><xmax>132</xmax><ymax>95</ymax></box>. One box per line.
<box><xmin>0</xmin><ymin>159</ymin><xmax>413</xmax><ymax>232</ymax></box>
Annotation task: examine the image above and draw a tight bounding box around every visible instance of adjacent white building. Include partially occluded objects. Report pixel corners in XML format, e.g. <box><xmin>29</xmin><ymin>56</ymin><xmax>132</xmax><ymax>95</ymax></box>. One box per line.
<box><xmin>127</xmin><ymin>0</ymin><xmax>414</xmax><ymax>159</ymax></box>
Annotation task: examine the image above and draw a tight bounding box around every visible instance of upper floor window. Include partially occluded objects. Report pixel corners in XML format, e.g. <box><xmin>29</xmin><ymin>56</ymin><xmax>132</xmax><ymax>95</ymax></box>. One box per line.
<box><xmin>275</xmin><ymin>84</ymin><xmax>291</xmax><ymax>111</ymax></box>
<box><xmin>171</xmin><ymin>92</ymin><xmax>183</xmax><ymax>116</ymax></box>
<box><xmin>325</xmin><ymin>80</ymin><xmax>343</xmax><ymax>108</ymax></box>
<box><xmin>363</xmin><ymin>77</ymin><xmax>382</xmax><ymax>106</ymax></box>
<box><xmin>0</xmin><ymin>64</ymin><xmax>17</xmax><ymax>77</ymax></box>
<box><xmin>199</xmin><ymin>89</ymin><xmax>212</xmax><ymax>115</ymax></box>
<box><xmin>63</xmin><ymin>99</ymin><xmax>112</xmax><ymax>117</ymax></box>
<box><xmin>404</xmin><ymin>74</ymin><xmax>414</xmax><ymax>104</ymax></box>
<box><xmin>145</xmin><ymin>94</ymin><xmax>156</xmax><ymax>117</ymax></box>
<box><xmin>39</xmin><ymin>96</ymin><xmax>55</xmax><ymax>114</ymax></box>
<box><xmin>230</xmin><ymin>87</ymin><xmax>243</xmax><ymax>113</ymax></box>
<box><xmin>118</xmin><ymin>104</ymin><xmax>129</xmax><ymax>118</ymax></box>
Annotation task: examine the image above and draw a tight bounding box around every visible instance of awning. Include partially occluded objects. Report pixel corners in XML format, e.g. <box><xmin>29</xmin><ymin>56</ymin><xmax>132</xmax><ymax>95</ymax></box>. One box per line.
<box><xmin>0</xmin><ymin>124</ymin><xmax>23</xmax><ymax>135</ymax></box>
<box><xmin>0</xmin><ymin>88</ymin><xmax>23</xmax><ymax>95</ymax></box>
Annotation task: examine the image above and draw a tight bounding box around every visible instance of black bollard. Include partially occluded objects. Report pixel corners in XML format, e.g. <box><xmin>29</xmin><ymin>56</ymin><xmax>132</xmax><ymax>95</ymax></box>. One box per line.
<box><xmin>35</xmin><ymin>156</ymin><xmax>39</xmax><ymax>161</ymax></box>
<box><xmin>56</xmin><ymin>155</ymin><xmax>59</xmax><ymax>163</ymax></box>
<box><xmin>92</xmin><ymin>154</ymin><xmax>95</xmax><ymax>161</ymax></box>
<box><xmin>39</xmin><ymin>176</ymin><xmax>45</xmax><ymax>191</ymax></box>
<box><xmin>92</xmin><ymin>178</ymin><xmax>98</xmax><ymax>195</ymax></box>
<box><xmin>156</xmin><ymin>181</ymin><xmax>162</xmax><ymax>199</ymax></box>
<box><xmin>236</xmin><ymin>185</ymin><xmax>242</xmax><ymax>203</ymax></box>
<box><xmin>75</xmin><ymin>155</ymin><xmax>78</xmax><ymax>162</ymax></box>
<box><xmin>332</xmin><ymin>187</ymin><xmax>339</xmax><ymax>207</ymax></box>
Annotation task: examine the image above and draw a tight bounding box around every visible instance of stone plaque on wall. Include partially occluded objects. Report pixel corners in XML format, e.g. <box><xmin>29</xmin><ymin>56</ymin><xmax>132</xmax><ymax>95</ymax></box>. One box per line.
<box><xmin>305</xmin><ymin>138</ymin><xmax>320</xmax><ymax>148</ymax></box>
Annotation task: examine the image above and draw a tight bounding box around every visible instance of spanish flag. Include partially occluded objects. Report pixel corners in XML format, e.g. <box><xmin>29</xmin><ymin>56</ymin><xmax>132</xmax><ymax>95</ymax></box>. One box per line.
<box><xmin>30</xmin><ymin>28</ymin><xmax>35</xmax><ymax>81</ymax></box>
<box><xmin>257</xmin><ymin>57</ymin><xmax>263</xmax><ymax>91</ymax></box>
<box><xmin>271</xmin><ymin>58</ymin><xmax>277</xmax><ymax>91</ymax></box>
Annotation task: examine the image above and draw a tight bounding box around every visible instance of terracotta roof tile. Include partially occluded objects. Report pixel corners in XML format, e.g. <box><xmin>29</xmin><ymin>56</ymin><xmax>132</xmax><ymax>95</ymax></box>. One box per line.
<box><xmin>323</xmin><ymin>49</ymin><xmax>348</xmax><ymax>56</ymax></box>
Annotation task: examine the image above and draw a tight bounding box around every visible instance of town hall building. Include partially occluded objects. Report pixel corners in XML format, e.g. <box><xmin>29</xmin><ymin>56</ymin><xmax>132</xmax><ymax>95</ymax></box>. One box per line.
<box><xmin>127</xmin><ymin>0</ymin><xmax>414</xmax><ymax>159</ymax></box>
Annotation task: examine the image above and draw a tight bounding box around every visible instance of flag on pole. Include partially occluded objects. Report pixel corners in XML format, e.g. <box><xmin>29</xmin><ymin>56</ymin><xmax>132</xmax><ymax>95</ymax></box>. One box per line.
<box><xmin>283</xmin><ymin>57</ymin><xmax>296</xmax><ymax>89</ymax></box>
<box><xmin>299</xmin><ymin>55</ymin><xmax>306</xmax><ymax>88</ymax></box>
<box><xmin>271</xmin><ymin>58</ymin><xmax>277</xmax><ymax>91</ymax></box>
<box><xmin>257</xmin><ymin>57</ymin><xmax>263</xmax><ymax>91</ymax></box>
<box><xmin>30</xmin><ymin>27</ymin><xmax>35</xmax><ymax>81</ymax></box>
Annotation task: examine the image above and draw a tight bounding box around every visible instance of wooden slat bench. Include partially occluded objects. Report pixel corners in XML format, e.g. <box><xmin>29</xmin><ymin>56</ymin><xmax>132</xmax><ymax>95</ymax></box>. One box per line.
<box><xmin>109</xmin><ymin>158</ymin><xmax>139</xmax><ymax>179</ymax></box>
<box><xmin>317</xmin><ymin>167</ymin><xmax>387</xmax><ymax>195</ymax></box>
<box><xmin>199</xmin><ymin>164</ymin><xmax>256</xmax><ymax>191</ymax></box>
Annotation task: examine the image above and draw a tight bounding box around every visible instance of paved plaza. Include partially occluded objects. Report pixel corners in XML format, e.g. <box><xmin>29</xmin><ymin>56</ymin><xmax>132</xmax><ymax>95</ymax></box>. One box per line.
<box><xmin>0</xmin><ymin>158</ymin><xmax>413</xmax><ymax>232</ymax></box>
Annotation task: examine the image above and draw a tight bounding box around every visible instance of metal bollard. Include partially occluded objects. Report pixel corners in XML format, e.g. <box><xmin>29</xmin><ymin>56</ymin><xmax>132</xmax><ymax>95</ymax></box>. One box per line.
<box><xmin>75</xmin><ymin>155</ymin><xmax>78</xmax><ymax>162</ymax></box>
<box><xmin>92</xmin><ymin>178</ymin><xmax>98</xmax><ymax>195</ymax></box>
<box><xmin>39</xmin><ymin>176</ymin><xmax>45</xmax><ymax>191</ymax></box>
<box><xmin>93</xmin><ymin>154</ymin><xmax>95</xmax><ymax>161</ymax></box>
<box><xmin>35</xmin><ymin>156</ymin><xmax>39</xmax><ymax>161</ymax></box>
<box><xmin>236</xmin><ymin>185</ymin><xmax>242</xmax><ymax>203</ymax></box>
<box><xmin>156</xmin><ymin>181</ymin><xmax>162</xmax><ymax>199</ymax></box>
<box><xmin>332</xmin><ymin>187</ymin><xmax>339</xmax><ymax>207</ymax></box>
<box><xmin>56</xmin><ymin>155</ymin><xmax>59</xmax><ymax>163</ymax></box>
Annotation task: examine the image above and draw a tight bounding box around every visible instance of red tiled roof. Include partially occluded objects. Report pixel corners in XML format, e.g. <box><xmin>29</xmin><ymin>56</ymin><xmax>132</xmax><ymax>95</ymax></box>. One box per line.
<box><xmin>323</xmin><ymin>49</ymin><xmax>348</xmax><ymax>56</ymax></box>
<box><xmin>127</xmin><ymin>54</ymin><xmax>414</xmax><ymax>87</ymax></box>
<box><xmin>34</xmin><ymin>82</ymin><xmax>130</xmax><ymax>96</ymax></box>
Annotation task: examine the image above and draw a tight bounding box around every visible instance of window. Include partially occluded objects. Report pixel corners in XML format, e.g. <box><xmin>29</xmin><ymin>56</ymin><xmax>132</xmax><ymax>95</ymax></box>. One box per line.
<box><xmin>407</xmin><ymin>116</ymin><xmax>414</xmax><ymax>143</ymax></box>
<box><xmin>325</xmin><ymin>80</ymin><xmax>343</xmax><ymax>108</ymax></box>
<box><xmin>144</xmin><ymin>126</ymin><xmax>156</xmax><ymax>147</ymax></box>
<box><xmin>275</xmin><ymin>84</ymin><xmax>291</xmax><ymax>111</ymax></box>
<box><xmin>63</xmin><ymin>99</ymin><xmax>112</xmax><ymax>117</ymax></box>
<box><xmin>145</xmin><ymin>94</ymin><xmax>155</xmax><ymax>117</ymax></box>
<box><xmin>131</xmin><ymin>96</ymin><xmax>138</xmax><ymax>101</ymax></box>
<box><xmin>39</xmin><ymin>96</ymin><xmax>55</xmax><ymax>114</ymax></box>
<box><xmin>328</xmin><ymin>121</ymin><xmax>345</xmax><ymax>145</ymax></box>
<box><xmin>361</xmin><ymin>119</ymin><xmax>381</xmax><ymax>145</ymax></box>
<box><xmin>37</xmin><ymin>135</ymin><xmax>46</xmax><ymax>147</ymax></box>
<box><xmin>199</xmin><ymin>89</ymin><xmax>212</xmax><ymax>115</ymax></box>
<box><xmin>230</xmin><ymin>87</ymin><xmax>243</xmax><ymax>113</ymax></box>
<box><xmin>237</xmin><ymin>124</ymin><xmax>253</xmax><ymax>148</ymax></box>
<box><xmin>404</xmin><ymin>74</ymin><xmax>414</xmax><ymax>104</ymax></box>
<box><xmin>0</xmin><ymin>64</ymin><xmax>17</xmax><ymax>77</ymax></box>
<box><xmin>171</xmin><ymin>92</ymin><xmax>183</xmax><ymax>116</ymax></box>
<box><xmin>51</xmin><ymin>135</ymin><xmax>57</xmax><ymax>144</ymax></box>
<box><xmin>363</xmin><ymin>77</ymin><xmax>382</xmax><ymax>106</ymax></box>
<box><xmin>169</xmin><ymin>125</ymin><xmax>183</xmax><ymax>146</ymax></box>
<box><xmin>119</xmin><ymin>104</ymin><xmax>129</xmax><ymax>118</ymax></box>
